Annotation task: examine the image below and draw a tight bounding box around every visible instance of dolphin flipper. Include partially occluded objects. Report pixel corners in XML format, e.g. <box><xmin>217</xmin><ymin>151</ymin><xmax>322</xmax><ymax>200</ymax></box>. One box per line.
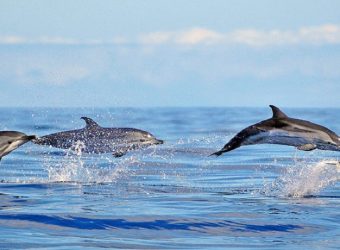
<box><xmin>112</xmin><ymin>151</ymin><xmax>127</xmax><ymax>158</ymax></box>
<box><xmin>297</xmin><ymin>143</ymin><xmax>317</xmax><ymax>151</ymax></box>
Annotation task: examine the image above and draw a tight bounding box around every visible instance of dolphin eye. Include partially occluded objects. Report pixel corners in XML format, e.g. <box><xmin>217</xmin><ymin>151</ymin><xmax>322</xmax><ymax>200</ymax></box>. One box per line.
<box><xmin>140</xmin><ymin>139</ymin><xmax>146</xmax><ymax>142</ymax></box>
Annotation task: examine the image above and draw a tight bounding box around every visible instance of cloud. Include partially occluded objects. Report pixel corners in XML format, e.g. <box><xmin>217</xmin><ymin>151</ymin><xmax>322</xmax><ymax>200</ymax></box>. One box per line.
<box><xmin>230</xmin><ymin>24</ymin><xmax>340</xmax><ymax>46</ymax></box>
<box><xmin>229</xmin><ymin>29</ymin><xmax>296</xmax><ymax>46</ymax></box>
<box><xmin>0</xmin><ymin>36</ymin><xmax>127</xmax><ymax>45</ymax></box>
<box><xmin>298</xmin><ymin>24</ymin><xmax>340</xmax><ymax>44</ymax></box>
<box><xmin>175</xmin><ymin>28</ymin><xmax>223</xmax><ymax>45</ymax></box>
<box><xmin>139</xmin><ymin>32</ymin><xmax>173</xmax><ymax>45</ymax></box>
<box><xmin>1</xmin><ymin>24</ymin><xmax>340</xmax><ymax>47</ymax></box>
<box><xmin>0</xmin><ymin>36</ymin><xmax>26</xmax><ymax>44</ymax></box>
<box><xmin>140</xmin><ymin>24</ymin><xmax>340</xmax><ymax>47</ymax></box>
<box><xmin>139</xmin><ymin>28</ymin><xmax>223</xmax><ymax>45</ymax></box>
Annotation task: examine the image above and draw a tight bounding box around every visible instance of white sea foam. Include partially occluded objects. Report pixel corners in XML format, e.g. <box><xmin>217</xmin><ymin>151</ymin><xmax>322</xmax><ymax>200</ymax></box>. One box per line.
<box><xmin>263</xmin><ymin>159</ymin><xmax>340</xmax><ymax>198</ymax></box>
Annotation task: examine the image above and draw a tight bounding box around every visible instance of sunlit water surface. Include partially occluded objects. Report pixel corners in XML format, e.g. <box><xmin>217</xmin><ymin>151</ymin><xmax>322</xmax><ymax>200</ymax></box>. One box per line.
<box><xmin>0</xmin><ymin>107</ymin><xmax>339</xmax><ymax>249</ymax></box>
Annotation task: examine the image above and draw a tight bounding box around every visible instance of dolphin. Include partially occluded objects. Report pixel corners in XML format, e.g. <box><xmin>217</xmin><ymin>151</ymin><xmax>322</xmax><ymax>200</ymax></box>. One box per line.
<box><xmin>33</xmin><ymin>117</ymin><xmax>164</xmax><ymax>157</ymax></box>
<box><xmin>211</xmin><ymin>105</ymin><xmax>340</xmax><ymax>156</ymax></box>
<box><xmin>0</xmin><ymin>131</ymin><xmax>36</xmax><ymax>161</ymax></box>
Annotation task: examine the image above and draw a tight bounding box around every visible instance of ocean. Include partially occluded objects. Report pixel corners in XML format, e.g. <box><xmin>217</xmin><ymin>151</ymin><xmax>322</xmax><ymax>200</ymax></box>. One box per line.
<box><xmin>0</xmin><ymin>107</ymin><xmax>339</xmax><ymax>249</ymax></box>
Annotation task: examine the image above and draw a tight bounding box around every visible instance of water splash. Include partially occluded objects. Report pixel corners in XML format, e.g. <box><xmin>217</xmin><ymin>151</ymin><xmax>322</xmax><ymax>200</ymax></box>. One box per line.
<box><xmin>43</xmin><ymin>141</ymin><xmax>139</xmax><ymax>183</ymax></box>
<box><xmin>263</xmin><ymin>160</ymin><xmax>340</xmax><ymax>198</ymax></box>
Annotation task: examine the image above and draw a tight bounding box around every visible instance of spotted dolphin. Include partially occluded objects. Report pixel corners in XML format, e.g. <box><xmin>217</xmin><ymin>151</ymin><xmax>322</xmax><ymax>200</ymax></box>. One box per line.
<box><xmin>33</xmin><ymin>117</ymin><xmax>164</xmax><ymax>157</ymax></box>
<box><xmin>0</xmin><ymin>131</ymin><xmax>36</xmax><ymax>161</ymax></box>
<box><xmin>211</xmin><ymin>105</ymin><xmax>340</xmax><ymax>156</ymax></box>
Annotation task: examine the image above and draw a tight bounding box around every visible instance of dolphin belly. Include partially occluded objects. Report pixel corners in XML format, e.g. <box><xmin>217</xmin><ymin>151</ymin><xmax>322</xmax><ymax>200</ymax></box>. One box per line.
<box><xmin>79</xmin><ymin>139</ymin><xmax>130</xmax><ymax>154</ymax></box>
<box><xmin>244</xmin><ymin>130</ymin><xmax>310</xmax><ymax>147</ymax></box>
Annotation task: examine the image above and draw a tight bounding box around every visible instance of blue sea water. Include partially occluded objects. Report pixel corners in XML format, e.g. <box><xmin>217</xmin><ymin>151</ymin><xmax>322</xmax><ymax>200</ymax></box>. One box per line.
<box><xmin>0</xmin><ymin>107</ymin><xmax>339</xmax><ymax>249</ymax></box>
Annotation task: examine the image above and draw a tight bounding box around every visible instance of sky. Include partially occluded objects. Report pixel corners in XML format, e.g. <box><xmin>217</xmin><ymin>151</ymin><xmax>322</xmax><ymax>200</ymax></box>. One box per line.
<box><xmin>1</xmin><ymin>0</ymin><xmax>340</xmax><ymax>107</ymax></box>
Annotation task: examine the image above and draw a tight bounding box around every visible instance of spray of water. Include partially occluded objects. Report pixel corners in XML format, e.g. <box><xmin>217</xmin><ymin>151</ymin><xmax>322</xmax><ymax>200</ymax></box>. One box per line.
<box><xmin>263</xmin><ymin>159</ymin><xmax>340</xmax><ymax>198</ymax></box>
<box><xmin>43</xmin><ymin>141</ymin><xmax>139</xmax><ymax>183</ymax></box>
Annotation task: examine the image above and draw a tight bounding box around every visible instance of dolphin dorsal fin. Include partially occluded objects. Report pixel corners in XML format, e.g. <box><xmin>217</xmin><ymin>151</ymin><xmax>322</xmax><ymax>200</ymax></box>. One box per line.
<box><xmin>81</xmin><ymin>117</ymin><xmax>100</xmax><ymax>128</ymax></box>
<box><xmin>269</xmin><ymin>105</ymin><xmax>288</xmax><ymax>119</ymax></box>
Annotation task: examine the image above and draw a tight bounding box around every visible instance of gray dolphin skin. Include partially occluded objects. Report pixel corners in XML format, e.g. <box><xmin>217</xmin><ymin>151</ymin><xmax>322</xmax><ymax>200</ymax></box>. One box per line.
<box><xmin>211</xmin><ymin>105</ymin><xmax>340</xmax><ymax>156</ymax></box>
<box><xmin>0</xmin><ymin>131</ymin><xmax>36</xmax><ymax>161</ymax></box>
<box><xmin>33</xmin><ymin>117</ymin><xmax>164</xmax><ymax>157</ymax></box>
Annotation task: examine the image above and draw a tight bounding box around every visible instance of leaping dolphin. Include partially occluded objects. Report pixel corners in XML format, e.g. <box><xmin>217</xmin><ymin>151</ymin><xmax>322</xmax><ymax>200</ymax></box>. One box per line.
<box><xmin>0</xmin><ymin>131</ymin><xmax>36</xmax><ymax>161</ymax></box>
<box><xmin>33</xmin><ymin>117</ymin><xmax>164</xmax><ymax>157</ymax></box>
<box><xmin>211</xmin><ymin>105</ymin><xmax>340</xmax><ymax>156</ymax></box>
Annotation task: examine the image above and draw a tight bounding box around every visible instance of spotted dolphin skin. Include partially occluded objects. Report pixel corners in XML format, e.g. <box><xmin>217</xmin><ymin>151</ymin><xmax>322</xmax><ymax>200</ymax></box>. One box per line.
<box><xmin>0</xmin><ymin>131</ymin><xmax>36</xmax><ymax>161</ymax></box>
<box><xmin>33</xmin><ymin>117</ymin><xmax>164</xmax><ymax>157</ymax></box>
<box><xmin>211</xmin><ymin>105</ymin><xmax>340</xmax><ymax>156</ymax></box>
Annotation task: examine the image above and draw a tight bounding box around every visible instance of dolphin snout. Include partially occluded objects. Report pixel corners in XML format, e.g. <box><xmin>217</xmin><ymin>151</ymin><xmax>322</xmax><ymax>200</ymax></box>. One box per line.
<box><xmin>155</xmin><ymin>139</ymin><xmax>164</xmax><ymax>145</ymax></box>
<box><xmin>25</xmin><ymin>135</ymin><xmax>37</xmax><ymax>140</ymax></box>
